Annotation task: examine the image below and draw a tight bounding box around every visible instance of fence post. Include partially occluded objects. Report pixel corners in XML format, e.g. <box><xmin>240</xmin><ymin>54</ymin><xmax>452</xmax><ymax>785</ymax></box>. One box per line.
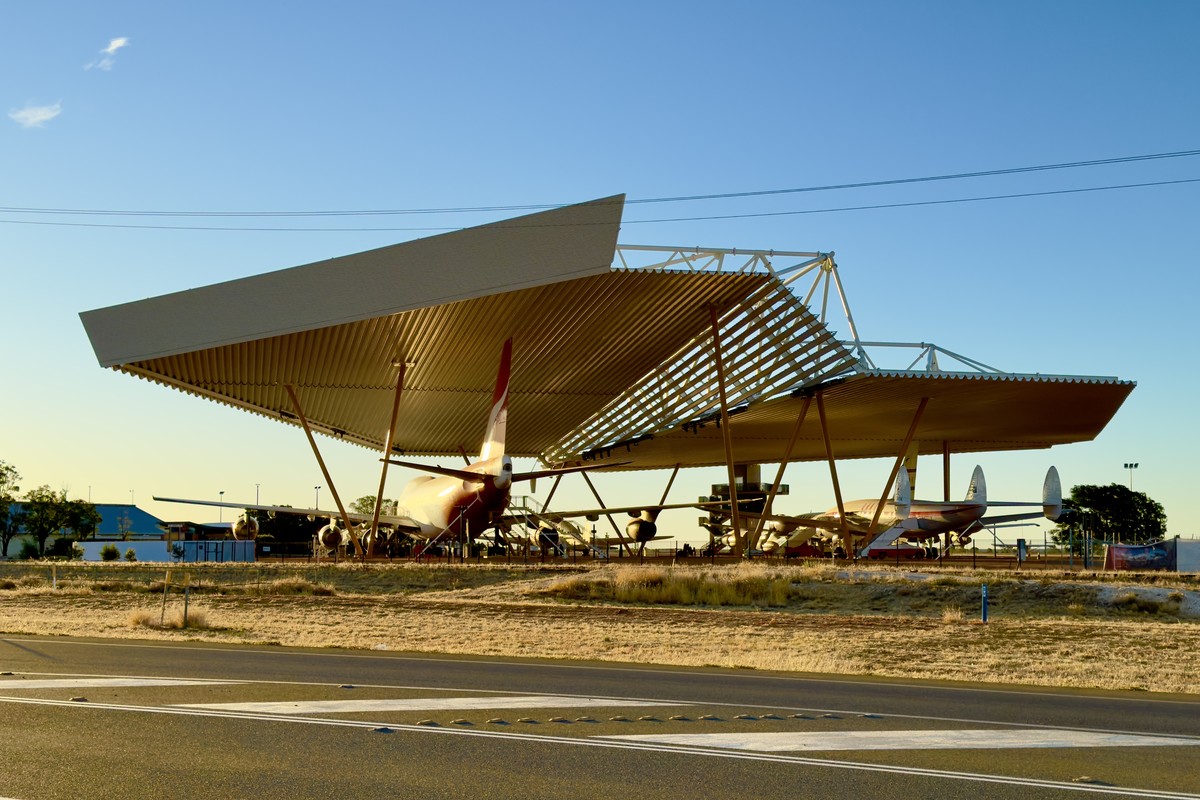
<box><xmin>160</xmin><ymin>569</ymin><xmax>171</xmax><ymax>626</ymax></box>
<box><xmin>981</xmin><ymin>584</ymin><xmax>989</xmax><ymax>623</ymax></box>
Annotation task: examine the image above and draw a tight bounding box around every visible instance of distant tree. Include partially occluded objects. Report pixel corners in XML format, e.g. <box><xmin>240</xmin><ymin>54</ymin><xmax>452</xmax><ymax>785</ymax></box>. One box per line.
<box><xmin>116</xmin><ymin>512</ymin><xmax>133</xmax><ymax>541</ymax></box>
<box><xmin>1051</xmin><ymin>483</ymin><xmax>1167</xmax><ymax>550</ymax></box>
<box><xmin>64</xmin><ymin>499</ymin><xmax>102</xmax><ymax>541</ymax></box>
<box><xmin>22</xmin><ymin>485</ymin><xmax>71</xmax><ymax>558</ymax></box>
<box><xmin>0</xmin><ymin>511</ymin><xmax>24</xmax><ymax>559</ymax></box>
<box><xmin>0</xmin><ymin>461</ymin><xmax>18</xmax><ymax>506</ymax></box>
<box><xmin>0</xmin><ymin>461</ymin><xmax>21</xmax><ymax>558</ymax></box>
<box><xmin>99</xmin><ymin>543</ymin><xmax>120</xmax><ymax>562</ymax></box>
<box><xmin>350</xmin><ymin>495</ymin><xmax>396</xmax><ymax>516</ymax></box>
<box><xmin>124</xmin><ymin>548</ymin><xmax>137</xmax><ymax>562</ymax></box>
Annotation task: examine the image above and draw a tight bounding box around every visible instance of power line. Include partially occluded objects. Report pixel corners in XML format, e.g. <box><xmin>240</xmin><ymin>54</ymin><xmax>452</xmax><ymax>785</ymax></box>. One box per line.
<box><xmin>0</xmin><ymin>148</ymin><xmax>1197</xmax><ymax>219</ymax></box>
<box><xmin>623</xmin><ymin>177</ymin><xmax>1200</xmax><ymax>225</ymax></box>
<box><xmin>0</xmin><ymin>177</ymin><xmax>1195</xmax><ymax>232</ymax></box>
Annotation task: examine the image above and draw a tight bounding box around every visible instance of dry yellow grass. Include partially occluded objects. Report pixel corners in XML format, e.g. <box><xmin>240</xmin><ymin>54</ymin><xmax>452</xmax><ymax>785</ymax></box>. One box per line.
<box><xmin>1</xmin><ymin>562</ymin><xmax>1197</xmax><ymax>695</ymax></box>
<box><xmin>127</xmin><ymin>606</ymin><xmax>214</xmax><ymax>630</ymax></box>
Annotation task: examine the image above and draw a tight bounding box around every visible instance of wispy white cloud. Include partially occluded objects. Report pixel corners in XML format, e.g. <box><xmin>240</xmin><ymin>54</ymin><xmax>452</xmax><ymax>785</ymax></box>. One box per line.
<box><xmin>86</xmin><ymin>36</ymin><xmax>130</xmax><ymax>71</ymax></box>
<box><xmin>8</xmin><ymin>102</ymin><xmax>63</xmax><ymax>128</ymax></box>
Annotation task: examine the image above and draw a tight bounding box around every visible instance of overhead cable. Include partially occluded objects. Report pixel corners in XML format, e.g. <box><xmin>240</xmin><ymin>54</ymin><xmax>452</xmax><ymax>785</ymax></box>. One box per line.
<box><xmin>0</xmin><ymin>148</ymin><xmax>1197</xmax><ymax>219</ymax></box>
<box><xmin>0</xmin><ymin>177</ymin><xmax>1196</xmax><ymax>232</ymax></box>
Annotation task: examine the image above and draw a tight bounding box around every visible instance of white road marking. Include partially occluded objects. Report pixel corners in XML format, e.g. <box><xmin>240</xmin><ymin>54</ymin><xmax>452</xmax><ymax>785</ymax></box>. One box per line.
<box><xmin>174</xmin><ymin>695</ymin><xmax>683</xmax><ymax>714</ymax></box>
<box><xmin>9</xmin><ymin>637</ymin><xmax>1200</xmax><ymax>712</ymax></box>
<box><xmin>4</xmin><ymin>696</ymin><xmax>1200</xmax><ymax>798</ymax></box>
<box><xmin>0</xmin><ymin>677</ymin><xmax>237</xmax><ymax>691</ymax></box>
<box><xmin>600</xmin><ymin>729</ymin><xmax>1200</xmax><ymax>751</ymax></box>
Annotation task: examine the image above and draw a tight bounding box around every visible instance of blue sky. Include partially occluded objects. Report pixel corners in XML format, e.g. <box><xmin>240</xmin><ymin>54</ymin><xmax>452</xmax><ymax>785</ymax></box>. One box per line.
<box><xmin>2</xmin><ymin>2</ymin><xmax>1197</xmax><ymax>543</ymax></box>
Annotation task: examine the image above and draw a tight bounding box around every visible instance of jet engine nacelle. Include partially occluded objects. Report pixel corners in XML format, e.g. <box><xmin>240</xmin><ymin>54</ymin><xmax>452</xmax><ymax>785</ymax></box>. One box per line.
<box><xmin>318</xmin><ymin>522</ymin><xmax>345</xmax><ymax>551</ymax></box>
<box><xmin>231</xmin><ymin>516</ymin><xmax>259</xmax><ymax>541</ymax></box>
<box><xmin>626</xmin><ymin>517</ymin><xmax>658</xmax><ymax>543</ymax></box>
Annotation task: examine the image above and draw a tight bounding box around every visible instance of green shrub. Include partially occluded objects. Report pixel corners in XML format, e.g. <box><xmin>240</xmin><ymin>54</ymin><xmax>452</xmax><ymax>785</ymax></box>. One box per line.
<box><xmin>99</xmin><ymin>544</ymin><xmax>120</xmax><ymax>562</ymax></box>
<box><xmin>124</xmin><ymin>548</ymin><xmax>137</xmax><ymax>562</ymax></box>
<box><xmin>19</xmin><ymin>541</ymin><xmax>39</xmax><ymax>560</ymax></box>
<box><xmin>46</xmin><ymin>538</ymin><xmax>79</xmax><ymax>559</ymax></box>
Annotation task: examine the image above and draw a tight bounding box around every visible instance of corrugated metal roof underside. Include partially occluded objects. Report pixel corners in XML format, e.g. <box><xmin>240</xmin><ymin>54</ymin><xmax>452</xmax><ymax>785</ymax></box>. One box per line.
<box><xmin>118</xmin><ymin>270</ymin><xmax>770</xmax><ymax>457</ymax></box>
<box><xmin>574</xmin><ymin>371</ymin><xmax>1136</xmax><ymax>469</ymax></box>
<box><xmin>542</xmin><ymin>265</ymin><xmax>859</xmax><ymax>462</ymax></box>
<box><xmin>81</xmin><ymin>196</ymin><xmax>625</xmax><ymax>366</ymax></box>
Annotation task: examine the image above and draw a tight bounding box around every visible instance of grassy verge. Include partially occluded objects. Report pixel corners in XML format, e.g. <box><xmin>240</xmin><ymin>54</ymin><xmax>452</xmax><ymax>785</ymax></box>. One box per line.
<box><xmin>0</xmin><ymin>561</ymin><xmax>1196</xmax><ymax>695</ymax></box>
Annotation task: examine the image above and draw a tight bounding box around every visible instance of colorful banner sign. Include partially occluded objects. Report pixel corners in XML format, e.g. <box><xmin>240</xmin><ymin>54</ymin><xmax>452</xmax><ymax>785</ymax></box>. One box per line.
<box><xmin>1103</xmin><ymin>539</ymin><xmax>1176</xmax><ymax>571</ymax></box>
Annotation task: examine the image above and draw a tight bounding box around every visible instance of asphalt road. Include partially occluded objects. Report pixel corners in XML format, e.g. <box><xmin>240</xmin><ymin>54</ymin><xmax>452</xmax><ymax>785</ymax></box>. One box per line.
<box><xmin>1</xmin><ymin>636</ymin><xmax>1198</xmax><ymax>799</ymax></box>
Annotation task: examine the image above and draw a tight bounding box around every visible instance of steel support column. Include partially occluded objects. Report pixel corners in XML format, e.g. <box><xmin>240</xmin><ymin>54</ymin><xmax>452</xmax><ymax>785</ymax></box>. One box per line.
<box><xmin>750</xmin><ymin>397</ymin><xmax>811</xmax><ymax>553</ymax></box>
<box><xmin>658</xmin><ymin>464</ymin><xmax>681</xmax><ymax>506</ymax></box>
<box><xmin>866</xmin><ymin>397</ymin><xmax>929</xmax><ymax>539</ymax></box>
<box><xmin>284</xmin><ymin>384</ymin><xmax>363</xmax><ymax>558</ymax></box>
<box><xmin>943</xmin><ymin>440</ymin><xmax>952</xmax><ymax>557</ymax></box>
<box><xmin>582</xmin><ymin>471</ymin><xmax>632</xmax><ymax>557</ymax></box>
<box><xmin>369</xmin><ymin>363</ymin><xmax>406</xmax><ymax>557</ymax></box>
<box><xmin>943</xmin><ymin>440</ymin><xmax>951</xmax><ymax>502</ymax></box>
<box><xmin>816</xmin><ymin>393</ymin><xmax>849</xmax><ymax>557</ymax></box>
<box><xmin>541</xmin><ymin>474</ymin><xmax>564</xmax><ymax>512</ymax></box>
<box><xmin>709</xmin><ymin>305</ymin><xmax>744</xmax><ymax>556</ymax></box>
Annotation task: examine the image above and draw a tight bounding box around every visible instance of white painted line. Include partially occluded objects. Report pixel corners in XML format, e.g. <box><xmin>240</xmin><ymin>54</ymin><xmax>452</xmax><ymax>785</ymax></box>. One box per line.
<box><xmin>10</xmin><ymin>637</ymin><xmax>1200</xmax><ymax>712</ymax></box>
<box><xmin>4</xmin><ymin>696</ymin><xmax>1200</xmax><ymax>798</ymax></box>
<box><xmin>600</xmin><ymin>729</ymin><xmax>1200</xmax><ymax>752</ymax></box>
<box><xmin>0</xmin><ymin>678</ymin><xmax>238</xmax><ymax>691</ymax></box>
<box><xmin>175</xmin><ymin>695</ymin><xmax>684</xmax><ymax>714</ymax></box>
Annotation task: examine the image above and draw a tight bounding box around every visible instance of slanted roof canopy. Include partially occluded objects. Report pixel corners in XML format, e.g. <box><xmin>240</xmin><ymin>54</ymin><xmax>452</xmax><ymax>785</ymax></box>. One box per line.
<box><xmin>81</xmin><ymin>196</ymin><xmax>1134</xmax><ymax>470</ymax></box>
<box><xmin>573</xmin><ymin>370</ymin><xmax>1136</xmax><ymax>470</ymax></box>
<box><xmin>81</xmin><ymin>198</ymin><xmax>777</xmax><ymax>458</ymax></box>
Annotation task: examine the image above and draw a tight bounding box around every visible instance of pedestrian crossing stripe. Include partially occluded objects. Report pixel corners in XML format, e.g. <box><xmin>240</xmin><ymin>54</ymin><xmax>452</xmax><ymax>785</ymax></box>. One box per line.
<box><xmin>600</xmin><ymin>729</ymin><xmax>1200</xmax><ymax>751</ymax></box>
<box><xmin>175</xmin><ymin>695</ymin><xmax>683</xmax><ymax>714</ymax></box>
<box><xmin>0</xmin><ymin>678</ymin><xmax>237</xmax><ymax>691</ymax></box>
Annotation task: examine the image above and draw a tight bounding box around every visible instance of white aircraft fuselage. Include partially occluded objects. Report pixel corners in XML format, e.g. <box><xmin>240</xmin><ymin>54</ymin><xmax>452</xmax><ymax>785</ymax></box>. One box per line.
<box><xmin>826</xmin><ymin>498</ymin><xmax>987</xmax><ymax>537</ymax></box>
<box><xmin>394</xmin><ymin>455</ymin><xmax>513</xmax><ymax>539</ymax></box>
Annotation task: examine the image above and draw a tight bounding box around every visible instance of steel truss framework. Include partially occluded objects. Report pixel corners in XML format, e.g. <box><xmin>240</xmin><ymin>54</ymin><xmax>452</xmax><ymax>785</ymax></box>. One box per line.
<box><xmin>545</xmin><ymin>246</ymin><xmax>857</xmax><ymax>463</ymax></box>
<box><xmin>548</xmin><ymin>244</ymin><xmax>1108</xmax><ymax>467</ymax></box>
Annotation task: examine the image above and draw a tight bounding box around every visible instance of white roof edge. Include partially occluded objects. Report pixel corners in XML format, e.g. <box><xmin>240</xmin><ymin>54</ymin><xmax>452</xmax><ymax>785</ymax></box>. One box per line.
<box><xmin>80</xmin><ymin>195</ymin><xmax>625</xmax><ymax>367</ymax></box>
<box><xmin>854</xmin><ymin>368</ymin><xmax>1135</xmax><ymax>385</ymax></box>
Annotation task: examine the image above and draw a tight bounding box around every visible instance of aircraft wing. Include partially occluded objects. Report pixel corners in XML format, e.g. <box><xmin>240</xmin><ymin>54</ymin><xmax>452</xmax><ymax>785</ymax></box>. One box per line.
<box><xmin>382</xmin><ymin>459</ymin><xmax>632</xmax><ymax>485</ymax></box>
<box><xmin>513</xmin><ymin>461</ymin><xmax>632</xmax><ymax>483</ymax></box>
<box><xmin>152</xmin><ymin>495</ymin><xmax>424</xmax><ymax>533</ymax></box>
<box><xmin>529</xmin><ymin>499</ymin><xmax>750</xmax><ymax>523</ymax></box>
<box><xmin>978</xmin><ymin>510</ymin><xmax>1049</xmax><ymax>526</ymax></box>
<box><xmin>594</xmin><ymin>534</ymin><xmax>673</xmax><ymax>545</ymax></box>
<box><xmin>718</xmin><ymin>510</ymin><xmax>848</xmax><ymax>533</ymax></box>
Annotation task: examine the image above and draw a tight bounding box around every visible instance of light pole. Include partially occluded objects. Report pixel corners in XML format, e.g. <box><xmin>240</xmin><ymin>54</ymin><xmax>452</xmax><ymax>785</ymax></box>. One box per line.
<box><xmin>219</xmin><ymin>490</ymin><xmax>225</xmax><ymax>522</ymax></box>
<box><xmin>315</xmin><ymin>486</ymin><xmax>321</xmax><ymax>509</ymax></box>
<box><xmin>256</xmin><ymin>483</ymin><xmax>261</xmax><ymax>504</ymax></box>
<box><xmin>1124</xmin><ymin>462</ymin><xmax>1138</xmax><ymax>491</ymax></box>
